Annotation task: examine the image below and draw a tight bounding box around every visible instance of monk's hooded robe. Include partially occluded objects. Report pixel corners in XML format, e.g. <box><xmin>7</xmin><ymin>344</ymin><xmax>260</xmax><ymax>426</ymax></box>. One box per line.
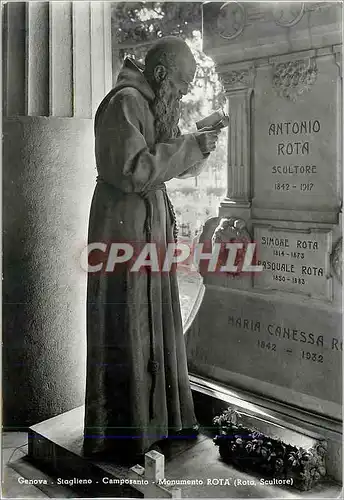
<box><xmin>84</xmin><ymin>58</ymin><xmax>206</xmax><ymax>459</ymax></box>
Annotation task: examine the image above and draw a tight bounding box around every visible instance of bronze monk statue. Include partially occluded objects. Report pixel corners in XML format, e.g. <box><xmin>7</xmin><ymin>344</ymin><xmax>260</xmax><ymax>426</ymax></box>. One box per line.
<box><xmin>83</xmin><ymin>36</ymin><xmax>220</xmax><ymax>463</ymax></box>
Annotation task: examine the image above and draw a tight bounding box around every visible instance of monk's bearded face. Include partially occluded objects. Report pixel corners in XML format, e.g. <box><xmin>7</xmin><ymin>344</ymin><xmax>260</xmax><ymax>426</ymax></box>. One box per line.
<box><xmin>152</xmin><ymin>77</ymin><xmax>181</xmax><ymax>143</ymax></box>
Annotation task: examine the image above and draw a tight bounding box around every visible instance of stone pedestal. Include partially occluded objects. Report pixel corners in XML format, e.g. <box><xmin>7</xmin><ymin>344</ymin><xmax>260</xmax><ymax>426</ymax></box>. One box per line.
<box><xmin>27</xmin><ymin>407</ymin><xmax>341</xmax><ymax>497</ymax></box>
<box><xmin>186</xmin><ymin>1</ymin><xmax>342</xmax><ymax>482</ymax></box>
<box><xmin>2</xmin><ymin>1</ymin><xmax>112</xmax><ymax>427</ymax></box>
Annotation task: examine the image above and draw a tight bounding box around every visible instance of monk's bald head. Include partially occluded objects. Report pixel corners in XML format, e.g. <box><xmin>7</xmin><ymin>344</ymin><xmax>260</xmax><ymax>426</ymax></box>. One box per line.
<box><xmin>144</xmin><ymin>36</ymin><xmax>196</xmax><ymax>82</ymax></box>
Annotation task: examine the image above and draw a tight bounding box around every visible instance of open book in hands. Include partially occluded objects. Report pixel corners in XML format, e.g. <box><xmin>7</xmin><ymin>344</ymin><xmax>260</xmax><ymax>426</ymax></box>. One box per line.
<box><xmin>196</xmin><ymin>109</ymin><xmax>230</xmax><ymax>131</ymax></box>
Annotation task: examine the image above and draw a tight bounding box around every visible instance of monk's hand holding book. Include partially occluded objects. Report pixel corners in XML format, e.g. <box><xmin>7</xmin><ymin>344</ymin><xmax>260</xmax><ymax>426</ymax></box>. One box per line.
<box><xmin>194</xmin><ymin>108</ymin><xmax>229</xmax><ymax>156</ymax></box>
<box><xmin>194</xmin><ymin>127</ymin><xmax>221</xmax><ymax>155</ymax></box>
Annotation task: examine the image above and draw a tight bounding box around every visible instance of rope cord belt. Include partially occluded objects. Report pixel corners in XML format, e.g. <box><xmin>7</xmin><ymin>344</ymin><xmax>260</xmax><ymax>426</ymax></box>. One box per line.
<box><xmin>96</xmin><ymin>176</ymin><xmax>178</xmax><ymax>421</ymax></box>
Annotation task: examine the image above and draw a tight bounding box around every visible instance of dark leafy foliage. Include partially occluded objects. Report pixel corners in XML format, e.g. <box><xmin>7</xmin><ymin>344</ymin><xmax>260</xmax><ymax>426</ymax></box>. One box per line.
<box><xmin>111</xmin><ymin>2</ymin><xmax>225</xmax><ymax>112</ymax></box>
<box><xmin>112</xmin><ymin>3</ymin><xmax>202</xmax><ymax>45</ymax></box>
<box><xmin>213</xmin><ymin>408</ymin><xmax>327</xmax><ymax>491</ymax></box>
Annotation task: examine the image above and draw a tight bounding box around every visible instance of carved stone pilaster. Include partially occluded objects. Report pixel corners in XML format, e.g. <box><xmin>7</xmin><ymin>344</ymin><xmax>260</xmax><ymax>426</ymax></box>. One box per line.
<box><xmin>217</xmin><ymin>66</ymin><xmax>254</xmax><ymax>209</ymax></box>
<box><xmin>225</xmin><ymin>89</ymin><xmax>252</xmax><ymax>206</ymax></box>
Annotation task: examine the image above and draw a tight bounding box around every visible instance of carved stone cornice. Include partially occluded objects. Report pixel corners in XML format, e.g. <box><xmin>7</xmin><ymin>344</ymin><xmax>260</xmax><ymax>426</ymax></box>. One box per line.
<box><xmin>203</xmin><ymin>2</ymin><xmax>341</xmax><ymax>67</ymax></box>
<box><xmin>331</xmin><ymin>238</ymin><xmax>342</xmax><ymax>284</ymax></box>
<box><xmin>218</xmin><ymin>66</ymin><xmax>256</xmax><ymax>92</ymax></box>
<box><xmin>272</xmin><ymin>57</ymin><xmax>318</xmax><ymax>102</ymax></box>
<box><xmin>214</xmin><ymin>2</ymin><xmax>318</xmax><ymax>39</ymax></box>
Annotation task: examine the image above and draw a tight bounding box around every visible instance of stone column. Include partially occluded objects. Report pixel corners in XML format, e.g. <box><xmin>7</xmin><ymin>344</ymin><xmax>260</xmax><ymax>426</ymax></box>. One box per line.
<box><xmin>334</xmin><ymin>44</ymin><xmax>342</xmax><ymax>204</ymax></box>
<box><xmin>217</xmin><ymin>66</ymin><xmax>255</xmax><ymax>219</ymax></box>
<box><xmin>2</xmin><ymin>1</ymin><xmax>112</xmax><ymax>427</ymax></box>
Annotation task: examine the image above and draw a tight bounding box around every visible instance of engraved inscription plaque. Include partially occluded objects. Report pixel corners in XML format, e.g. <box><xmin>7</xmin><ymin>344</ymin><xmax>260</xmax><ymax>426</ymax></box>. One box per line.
<box><xmin>187</xmin><ymin>287</ymin><xmax>342</xmax><ymax>412</ymax></box>
<box><xmin>253</xmin><ymin>55</ymin><xmax>339</xmax><ymax>213</ymax></box>
<box><xmin>254</xmin><ymin>225</ymin><xmax>332</xmax><ymax>300</ymax></box>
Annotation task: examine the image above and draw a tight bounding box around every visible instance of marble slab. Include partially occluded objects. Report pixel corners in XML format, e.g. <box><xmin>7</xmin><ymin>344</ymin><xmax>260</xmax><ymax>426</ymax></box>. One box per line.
<box><xmin>186</xmin><ymin>287</ymin><xmax>342</xmax><ymax>417</ymax></box>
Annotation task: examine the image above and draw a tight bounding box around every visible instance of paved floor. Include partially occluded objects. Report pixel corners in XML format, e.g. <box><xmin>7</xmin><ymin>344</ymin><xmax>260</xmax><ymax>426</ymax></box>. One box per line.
<box><xmin>2</xmin><ymin>432</ymin><xmax>79</xmax><ymax>498</ymax></box>
<box><xmin>2</xmin><ymin>429</ymin><xmax>342</xmax><ymax>499</ymax></box>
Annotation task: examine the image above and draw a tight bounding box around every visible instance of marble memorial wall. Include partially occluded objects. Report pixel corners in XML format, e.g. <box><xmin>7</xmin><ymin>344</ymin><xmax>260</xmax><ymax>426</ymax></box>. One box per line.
<box><xmin>186</xmin><ymin>2</ymin><xmax>342</xmax><ymax>420</ymax></box>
